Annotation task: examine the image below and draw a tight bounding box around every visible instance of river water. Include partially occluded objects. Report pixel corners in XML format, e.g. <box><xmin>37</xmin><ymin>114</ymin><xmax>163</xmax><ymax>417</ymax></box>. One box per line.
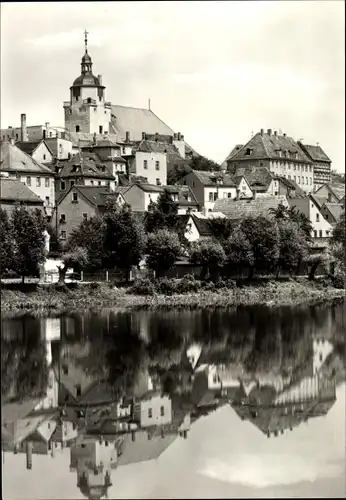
<box><xmin>1</xmin><ymin>301</ymin><xmax>345</xmax><ymax>499</ymax></box>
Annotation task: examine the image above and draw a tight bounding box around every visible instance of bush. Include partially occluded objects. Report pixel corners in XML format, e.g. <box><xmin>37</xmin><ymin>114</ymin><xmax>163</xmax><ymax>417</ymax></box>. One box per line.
<box><xmin>156</xmin><ymin>278</ymin><xmax>178</xmax><ymax>295</ymax></box>
<box><xmin>130</xmin><ymin>277</ymin><xmax>155</xmax><ymax>295</ymax></box>
<box><xmin>88</xmin><ymin>282</ymin><xmax>101</xmax><ymax>290</ymax></box>
<box><xmin>331</xmin><ymin>274</ymin><xmax>345</xmax><ymax>289</ymax></box>
<box><xmin>177</xmin><ymin>275</ymin><xmax>200</xmax><ymax>293</ymax></box>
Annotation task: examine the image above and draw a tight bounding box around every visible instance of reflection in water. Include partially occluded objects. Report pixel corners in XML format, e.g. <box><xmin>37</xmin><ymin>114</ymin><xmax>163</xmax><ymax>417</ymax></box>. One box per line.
<box><xmin>1</xmin><ymin>301</ymin><xmax>345</xmax><ymax>499</ymax></box>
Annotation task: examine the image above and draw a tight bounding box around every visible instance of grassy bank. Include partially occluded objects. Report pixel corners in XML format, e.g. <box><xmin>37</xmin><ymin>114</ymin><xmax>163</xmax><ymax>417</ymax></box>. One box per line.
<box><xmin>1</xmin><ymin>278</ymin><xmax>344</xmax><ymax>318</ymax></box>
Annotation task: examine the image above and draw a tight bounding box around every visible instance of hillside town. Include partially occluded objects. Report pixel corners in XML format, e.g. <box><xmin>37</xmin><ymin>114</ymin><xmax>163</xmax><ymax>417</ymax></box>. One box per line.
<box><xmin>1</xmin><ymin>31</ymin><xmax>345</xmax><ymax>287</ymax></box>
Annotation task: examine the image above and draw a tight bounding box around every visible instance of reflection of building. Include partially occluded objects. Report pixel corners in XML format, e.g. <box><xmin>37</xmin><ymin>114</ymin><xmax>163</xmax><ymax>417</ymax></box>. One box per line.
<box><xmin>70</xmin><ymin>437</ymin><xmax>118</xmax><ymax>499</ymax></box>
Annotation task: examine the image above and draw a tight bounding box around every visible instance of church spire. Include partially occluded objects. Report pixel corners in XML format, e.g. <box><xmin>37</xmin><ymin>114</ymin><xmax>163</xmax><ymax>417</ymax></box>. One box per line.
<box><xmin>81</xmin><ymin>30</ymin><xmax>92</xmax><ymax>74</ymax></box>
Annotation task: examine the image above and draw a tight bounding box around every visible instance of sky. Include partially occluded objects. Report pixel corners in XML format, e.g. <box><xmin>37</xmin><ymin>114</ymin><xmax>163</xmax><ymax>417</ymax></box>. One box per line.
<box><xmin>0</xmin><ymin>1</ymin><xmax>345</xmax><ymax>170</ymax></box>
<box><xmin>3</xmin><ymin>384</ymin><xmax>346</xmax><ymax>499</ymax></box>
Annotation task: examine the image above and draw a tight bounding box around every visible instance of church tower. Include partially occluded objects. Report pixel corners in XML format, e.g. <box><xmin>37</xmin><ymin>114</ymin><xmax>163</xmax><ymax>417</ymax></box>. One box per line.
<box><xmin>64</xmin><ymin>31</ymin><xmax>112</xmax><ymax>136</ymax></box>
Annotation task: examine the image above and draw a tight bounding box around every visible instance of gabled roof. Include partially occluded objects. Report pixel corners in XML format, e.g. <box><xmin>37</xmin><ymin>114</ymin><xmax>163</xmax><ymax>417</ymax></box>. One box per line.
<box><xmin>223</xmin><ymin>144</ymin><xmax>244</xmax><ymax>165</ymax></box>
<box><xmin>117</xmin><ymin>430</ymin><xmax>177</xmax><ymax>466</ymax></box>
<box><xmin>314</xmin><ymin>182</ymin><xmax>345</xmax><ymax>201</ymax></box>
<box><xmin>322</xmin><ymin>203</ymin><xmax>344</xmax><ymax>222</ymax></box>
<box><xmin>16</xmin><ymin>140</ymin><xmax>54</xmax><ymax>157</ymax></box>
<box><xmin>229</xmin><ymin>132</ymin><xmax>312</xmax><ymax>163</ymax></box>
<box><xmin>0</xmin><ymin>178</ymin><xmax>44</xmax><ymax>204</ymax></box>
<box><xmin>310</xmin><ymin>194</ymin><xmax>325</xmax><ymax>209</ymax></box>
<box><xmin>86</xmin><ymin>138</ymin><xmax>120</xmax><ymax>148</ymax></box>
<box><xmin>134</xmin><ymin>139</ymin><xmax>181</xmax><ymax>156</ymax></box>
<box><xmin>0</xmin><ymin>141</ymin><xmax>54</xmax><ymax>175</ymax></box>
<box><xmin>287</xmin><ymin>196</ymin><xmax>311</xmax><ymax>218</ymax></box>
<box><xmin>58</xmin><ymin>185</ymin><xmax>123</xmax><ymax>208</ymax></box>
<box><xmin>297</xmin><ymin>142</ymin><xmax>331</xmax><ymax>163</ymax></box>
<box><xmin>191</xmin><ymin>170</ymin><xmax>236</xmax><ymax>187</ymax></box>
<box><xmin>275</xmin><ymin>176</ymin><xmax>305</xmax><ymax>195</ymax></box>
<box><xmin>214</xmin><ymin>195</ymin><xmax>288</xmax><ymax>219</ymax></box>
<box><xmin>234</xmin><ymin>166</ymin><xmax>273</xmax><ymax>191</ymax></box>
<box><xmin>191</xmin><ymin>214</ymin><xmax>213</xmax><ymax>236</ymax></box>
<box><xmin>128</xmin><ymin>182</ymin><xmax>164</xmax><ymax>193</ymax></box>
<box><xmin>58</xmin><ymin>153</ymin><xmax>115</xmax><ymax>179</ymax></box>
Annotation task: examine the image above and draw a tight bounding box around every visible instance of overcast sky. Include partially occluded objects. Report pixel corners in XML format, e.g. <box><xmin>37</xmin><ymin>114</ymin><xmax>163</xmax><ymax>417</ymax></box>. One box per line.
<box><xmin>1</xmin><ymin>1</ymin><xmax>344</xmax><ymax>170</ymax></box>
<box><xmin>3</xmin><ymin>384</ymin><xmax>345</xmax><ymax>499</ymax></box>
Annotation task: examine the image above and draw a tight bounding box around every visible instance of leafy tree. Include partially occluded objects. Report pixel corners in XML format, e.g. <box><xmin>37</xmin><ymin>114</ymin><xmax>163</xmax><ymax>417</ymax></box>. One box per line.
<box><xmin>277</xmin><ymin>220</ymin><xmax>309</xmax><ymax>276</ymax></box>
<box><xmin>68</xmin><ymin>216</ymin><xmax>105</xmax><ymax>270</ymax></box>
<box><xmin>240</xmin><ymin>216</ymin><xmax>280</xmax><ymax>277</ymax></box>
<box><xmin>209</xmin><ymin>217</ymin><xmax>234</xmax><ymax>243</ymax></box>
<box><xmin>167</xmin><ymin>163</ymin><xmax>192</xmax><ymax>185</ymax></box>
<box><xmin>103</xmin><ymin>203</ymin><xmax>146</xmax><ymax>279</ymax></box>
<box><xmin>46</xmin><ymin>225</ymin><xmax>62</xmax><ymax>254</ymax></box>
<box><xmin>330</xmin><ymin>169</ymin><xmax>345</xmax><ymax>184</ymax></box>
<box><xmin>11</xmin><ymin>207</ymin><xmax>47</xmax><ymax>283</ymax></box>
<box><xmin>145</xmin><ymin>190</ymin><xmax>180</xmax><ymax>234</ymax></box>
<box><xmin>270</xmin><ymin>204</ymin><xmax>313</xmax><ymax>242</ymax></box>
<box><xmin>0</xmin><ymin>208</ymin><xmax>14</xmax><ymax>276</ymax></box>
<box><xmin>305</xmin><ymin>251</ymin><xmax>332</xmax><ymax>281</ymax></box>
<box><xmin>146</xmin><ymin>229</ymin><xmax>181</xmax><ymax>277</ymax></box>
<box><xmin>224</xmin><ymin>227</ymin><xmax>254</xmax><ymax>274</ymax></box>
<box><xmin>190</xmin><ymin>240</ymin><xmax>226</xmax><ymax>280</ymax></box>
<box><xmin>332</xmin><ymin>212</ymin><xmax>345</xmax><ymax>247</ymax></box>
<box><xmin>57</xmin><ymin>247</ymin><xmax>88</xmax><ymax>284</ymax></box>
<box><xmin>189</xmin><ymin>155</ymin><xmax>220</xmax><ymax>171</ymax></box>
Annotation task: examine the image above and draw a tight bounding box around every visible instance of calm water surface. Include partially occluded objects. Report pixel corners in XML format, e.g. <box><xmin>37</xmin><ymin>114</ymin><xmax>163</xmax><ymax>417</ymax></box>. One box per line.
<box><xmin>1</xmin><ymin>302</ymin><xmax>345</xmax><ymax>499</ymax></box>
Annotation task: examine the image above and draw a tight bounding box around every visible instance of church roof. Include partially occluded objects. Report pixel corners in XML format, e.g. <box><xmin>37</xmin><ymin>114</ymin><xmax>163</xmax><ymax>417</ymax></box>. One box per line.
<box><xmin>72</xmin><ymin>73</ymin><xmax>102</xmax><ymax>87</ymax></box>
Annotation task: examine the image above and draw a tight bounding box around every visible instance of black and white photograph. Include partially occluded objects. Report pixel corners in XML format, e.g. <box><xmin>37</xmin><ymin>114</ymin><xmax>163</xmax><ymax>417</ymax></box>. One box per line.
<box><xmin>1</xmin><ymin>1</ymin><xmax>345</xmax><ymax>499</ymax></box>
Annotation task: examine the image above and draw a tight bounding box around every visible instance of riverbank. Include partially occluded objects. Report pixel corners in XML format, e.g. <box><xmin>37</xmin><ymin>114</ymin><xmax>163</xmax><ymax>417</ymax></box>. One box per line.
<box><xmin>1</xmin><ymin>278</ymin><xmax>344</xmax><ymax>317</ymax></box>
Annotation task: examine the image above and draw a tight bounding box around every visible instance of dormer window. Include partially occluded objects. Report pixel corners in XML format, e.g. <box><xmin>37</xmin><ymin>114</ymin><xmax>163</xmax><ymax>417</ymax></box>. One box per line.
<box><xmin>245</xmin><ymin>148</ymin><xmax>253</xmax><ymax>156</ymax></box>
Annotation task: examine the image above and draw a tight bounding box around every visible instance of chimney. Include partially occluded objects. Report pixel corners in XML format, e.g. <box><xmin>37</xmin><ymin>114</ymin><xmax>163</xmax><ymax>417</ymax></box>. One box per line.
<box><xmin>236</xmin><ymin>188</ymin><xmax>240</xmax><ymax>201</ymax></box>
<box><xmin>142</xmin><ymin>132</ymin><xmax>146</xmax><ymax>140</ymax></box>
<box><xmin>253</xmin><ymin>188</ymin><xmax>257</xmax><ymax>200</ymax></box>
<box><xmin>260</xmin><ymin>128</ymin><xmax>264</xmax><ymax>136</ymax></box>
<box><xmin>177</xmin><ymin>132</ymin><xmax>181</xmax><ymax>140</ymax></box>
<box><xmin>267</xmin><ymin>129</ymin><xmax>272</xmax><ymax>136</ymax></box>
<box><xmin>125</xmin><ymin>131</ymin><xmax>130</xmax><ymax>143</ymax></box>
<box><xmin>26</xmin><ymin>442</ymin><xmax>33</xmax><ymax>470</ymax></box>
<box><xmin>45</xmin><ymin>122</ymin><xmax>50</xmax><ymax>135</ymax></box>
<box><xmin>173</xmin><ymin>133</ymin><xmax>178</xmax><ymax>140</ymax></box>
<box><xmin>20</xmin><ymin>113</ymin><xmax>27</xmax><ymax>142</ymax></box>
<box><xmin>98</xmin><ymin>74</ymin><xmax>102</xmax><ymax>85</ymax></box>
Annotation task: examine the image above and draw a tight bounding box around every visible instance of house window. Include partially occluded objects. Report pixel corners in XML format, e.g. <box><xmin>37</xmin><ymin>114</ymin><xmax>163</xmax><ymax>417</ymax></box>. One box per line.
<box><xmin>319</xmin><ymin>230</ymin><xmax>323</xmax><ymax>238</ymax></box>
<box><xmin>288</xmin><ymin>175</ymin><xmax>291</xmax><ymax>180</ymax></box>
<box><xmin>36</xmin><ymin>177</ymin><xmax>41</xmax><ymax>187</ymax></box>
<box><xmin>294</xmin><ymin>176</ymin><xmax>296</xmax><ymax>182</ymax></box>
<box><xmin>90</xmin><ymin>180</ymin><xmax>94</xmax><ymax>186</ymax></box>
<box><xmin>15</xmin><ymin>133</ymin><xmax>18</xmax><ymax>140</ymax></box>
<box><xmin>160</xmin><ymin>406</ymin><xmax>165</xmax><ymax>416</ymax></box>
<box><xmin>61</xmin><ymin>231</ymin><xmax>67</xmax><ymax>240</ymax></box>
<box><xmin>148</xmin><ymin>408</ymin><xmax>153</xmax><ymax>419</ymax></box>
<box><xmin>43</xmin><ymin>154</ymin><xmax>46</xmax><ymax>160</ymax></box>
<box><xmin>155</xmin><ymin>161</ymin><xmax>160</xmax><ymax>170</ymax></box>
<box><xmin>107</xmin><ymin>181</ymin><xmax>110</xmax><ymax>187</ymax></box>
<box><xmin>143</xmin><ymin>160</ymin><xmax>148</xmax><ymax>169</ymax></box>
<box><xmin>306</xmin><ymin>177</ymin><xmax>308</xmax><ymax>184</ymax></box>
<box><xmin>83</xmin><ymin>213</ymin><xmax>88</xmax><ymax>220</ymax></box>
<box><xmin>45</xmin><ymin>196</ymin><xmax>50</xmax><ymax>205</ymax></box>
<box><xmin>294</xmin><ymin>165</ymin><xmax>296</xmax><ymax>171</ymax></box>
<box><xmin>310</xmin><ymin>178</ymin><xmax>312</xmax><ymax>185</ymax></box>
<box><xmin>302</xmin><ymin>177</ymin><xmax>305</xmax><ymax>185</ymax></box>
<box><xmin>245</xmin><ymin>148</ymin><xmax>252</xmax><ymax>155</ymax></box>
<box><xmin>97</xmin><ymin>180</ymin><xmax>101</xmax><ymax>186</ymax></box>
<box><xmin>213</xmin><ymin>193</ymin><xmax>218</xmax><ymax>201</ymax></box>
<box><xmin>61</xmin><ymin>181</ymin><xmax>66</xmax><ymax>191</ymax></box>
<box><xmin>75</xmin><ymin>384</ymin><xmax>81</xmax><ymax>397</ymax></box>
<box><xmin>70</xmin><ymin>180</ymin><xmax>75</xmax><ymax>188</ymax></box>
<box><xmin>326</xmin><ymin>230</ymin><xmax>330</xmax><ymax>236</ymax></box>
<box><xmin>45</xmin><ymin>178</ymin><xmax>50</xmax><ymax>187</ymax></box>
<box><xmin>313</xmin><ymin>230</ymin><xmax>317</xmax><ymax>238</ymax></box>
<box><xmin>60</xmin><ymin>214</ymin><xmax>66</xmax><ymax>223</ymax></box>
<box><xmin>316</xmin><ymin>213</ymin><xmax>320</xmax><ymax>222</ymax></box>
<box><xmin>76</xmin><ymin>125</ymin><xmax>80</xmax><ymax>132</ymax></box>
<box><xmin>223</xmin><ymin>192</ymin><xmax>228</xmax><ymax>199</ymax></box>
<box><xmin>228</xmin><ymin>193</ymin><xmax>232</xmax><ymax>198</ymax></box>
<box><xmin>305</xmin><ymin>166</ymin><xmax>308</xmax><ymax>172</ymax></box>
<box><xmin>99</xmin><ymin>126</ymin><xmax>103</xmax><ymax>134</ymax></box>
<box><xmin>259</xmin><ymin>161</ymin><xmax>263</xmax><ymax>166</ymax></box>
<box><xmin>209</xmin><ymin>193</ymin><xmax>213</xmax><ymax>202</ymax></box>
<box><xmin>72</xmin><ymin>192</ymin><xmax>78</xmax><ymax>202</ymax></box>
<box><xmin>156</xmin><ymin>178</ymin><xmax>161</xmax><ymax>186</ymax></box>
<box><xmin>298</xmin><ymin>176</ymin><xmax>300</xmax><ymax>184</ymax></box>
<box><xmin>26</xmin><ymin>176</ymin><xmax>31</xmax><ymax>186</ymax></box>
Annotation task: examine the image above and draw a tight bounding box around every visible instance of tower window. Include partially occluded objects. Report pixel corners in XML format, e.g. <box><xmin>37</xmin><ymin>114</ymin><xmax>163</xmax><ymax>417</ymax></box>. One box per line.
<box><xmin>76</xmin><ymin>125</ymin><xmax>80</xmax><ymax>132</ymax></box>
<box><xmin>75</xmin><ymin>96</ymin><xmax>79</xmax><ymax>102</ymax></box>
<box><xmin>61</xmin><ymin>181</ymin><xmax>66</xmax><ymax>191</ymax></box>
<box><xmin>87</xmin><ymin>98</ymin><xmax>91</xmax><ymax>103</ymax></box>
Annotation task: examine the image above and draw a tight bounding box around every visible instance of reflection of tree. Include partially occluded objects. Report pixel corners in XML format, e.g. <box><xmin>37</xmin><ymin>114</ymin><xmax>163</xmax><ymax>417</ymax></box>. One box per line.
<box><xmin>1</xmin><ymin>335</ymin><xmax>48</xmax><ymax>402</ymax></box>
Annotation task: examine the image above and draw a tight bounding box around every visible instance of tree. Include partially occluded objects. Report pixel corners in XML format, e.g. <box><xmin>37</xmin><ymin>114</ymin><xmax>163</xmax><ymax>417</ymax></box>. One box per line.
<box><xmin>189</xmin><ymin>155</ymin><xmax>220</xmax><ymax>171</ymax></box>
<box><xmin>332</xmin><ymin>212</ymin><xmax>345</xmax><ymax>247</ymax></box>
<box><xmin>240</xmin><ymin>216</ymin><xmax>280</xmax><ymax>277</ymax></box>
<box><xmin>11</xmin><ymin>207</ymin><xmax>47</xmax><ymax>283</ymax></box>
<box><xmin>145</xmin><ymin>190</ymin><xmax>180</xmax><ymax>234</ymax></box>
<box><xmin>209</xmin><ymin>217</ymin><xmax>234</xmax><ymax>243</ymax></box>
<box><xmin>46</xmin><ymin>225</ymin><xmax>62</xmax><ymax>254</ymax></box>
<box><xmin>146</xmin><ymin>229</ymin><xmax>181</xmax><ymax>277</ymax></box>
<box><xmin>0</xmin><ymin>208</ymin><xmax>14</xmax><ymax>276</ymax></box>
<box><xmin>305</xmin><ymin>251</ymin><xmax>332</xmax><ymax>281</ymax></box>
<box><xmin>330</xmin><ymin>169</ymin><xmax>345</xmax><ymax>184</ymax></box>
<box><xmin>224</xmin><ymin>227</ymin><xmax>254</xmax><ymax>275</ymax></box>
<box><xmin>167</xmin><ymin>163</ymin><xmax>192</xmax><ymax>185</ymax></box>
<box><xmin>68</xmin><ymin>216</ymin><xmax>105</xmax><ymax>270</ymax></box>
<box><xmin>103</xmin><ymin>203</ymin><xmax>146</xmax><ymax>279</ymax></box>
<box><xmin>270</xmin><ymin>204</ymin><xmax>313</xmax><ymax>242</ymax></box>
<box><xmin>190</xmin><ymin>240</ymin><xmax>226</xmax><ymax>280</ymax></box>
<box><xmin>277</xmin><ymin>220</ymin><xmax>309</xmax><ymax>276</ymax></box>
<box><xmin>57</xmin><ymin>247</ymin><xmax>88</xmax><ymax>284</ymax></box>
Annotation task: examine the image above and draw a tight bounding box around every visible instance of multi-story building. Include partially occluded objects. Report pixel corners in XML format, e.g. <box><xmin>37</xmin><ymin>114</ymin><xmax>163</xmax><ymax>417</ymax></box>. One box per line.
<box><xmin>287</xmin><ymin>195</ymin><xmax>333</xmax><ymax>240</ymax></box>
<box><xmin>298</xmin><ymin>142</ymin><xmax>332</xmax><ymax>191</ymax></box>
<box><xmin>0</xmin><ymin>141</ymin><xmax>55</xmax><ymax>219</ymax></box>
<box><xmin>16</xmin><ymin>140</ymin><xmax>54</xmax><ymax>165</ymax></box>
<box><xmin>225</xmin><ymin>129</ymin><xmax>314</xmax><ymax>194</ymax></box>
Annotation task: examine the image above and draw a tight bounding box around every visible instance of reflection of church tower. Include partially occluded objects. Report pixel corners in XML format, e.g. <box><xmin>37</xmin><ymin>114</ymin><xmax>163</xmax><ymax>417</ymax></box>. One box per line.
<box><xmin>63</xmin><ymin>30</ymin><xmax>112</xmax><ymax>136</ymax></box>
<box><xmin>70</xmin><ymin>437</ymin><xmax>117</xmax><ymax>499</ymax></box>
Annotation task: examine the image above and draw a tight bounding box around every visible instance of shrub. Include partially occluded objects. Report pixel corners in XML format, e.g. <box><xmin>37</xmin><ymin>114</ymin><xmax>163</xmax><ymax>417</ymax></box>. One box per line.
<box><xmin>177</xmin><ymin>275</ymin><xmax>201</xmax><ymax>293</ymax></box>
<box><xmin>156</xmin><ymin>278</ymin><xmax>178</xmax><ymax>295</ymax></box>
<box><xmin>130</xmin><ymin>277</ymin><xmax>155</xmax><ymax>295</ymax></box>
<box><xmin>331</xmin><ymin>274</ymin><xmax>345</xmax><ymax>289</ymax></box>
